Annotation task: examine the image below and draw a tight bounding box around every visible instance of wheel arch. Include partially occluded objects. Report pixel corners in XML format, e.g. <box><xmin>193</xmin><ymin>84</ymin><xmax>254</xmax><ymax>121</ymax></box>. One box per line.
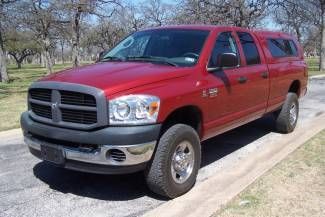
<box><xmin>288</xmin><ymin>80</ymin><xmax>301</xmax><ymax>97</ymax></box>
<box><xmin>160</xmin><ymin>105</ymin><xmax>203</xmax><ymax>139</ymax></box>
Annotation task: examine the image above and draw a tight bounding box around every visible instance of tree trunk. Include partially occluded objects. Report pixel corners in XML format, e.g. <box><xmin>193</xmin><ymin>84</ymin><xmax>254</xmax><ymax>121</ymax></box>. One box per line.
<box><xmin>38</xmin><ymin>53</ymin><xmax>42</xmax><ymax>65</ymax></box>
<box><xmin>71</xmin><ymin>9</ymin><xmax>81</xmax><ymax>68</ymax></box>
<box><xmin>17</xmin><ymin>61</ymin><xmax>22</xmax><ymax>69</ymax></box>
<box><xmin>71</xmin><ymin>37</ymin><xmax>80</xmax><ymax>68</ymax></box>
<box><xmin>320</xmin><ymin>3</ymin><xmax>325</xmax><ymax>71</ymax></box>
<box><xmin>41</xmin><ymin>53</ymin><xmax>46</xmax><ymax>67</ymax></box>
<box><xmin>42</xmin><ymin>37</ymin><xmax>53</xmax><ymax>74</ymax></box>
<box><xmin>61</xmin><ymin>41</ymin><xmax>64</xmax><ymax>64</ymax></box>
<box><xmin>0</xmin><ymin>28</ymin><xmax>8</xmax><ymax>82</ymax></box>
<box><xmin>44</xmin><ymin>49</ymin><xmax>53</xmax><ymax>74</ymax></box>
<box><xmin>294</xmin><ymin>25</ymin><xmax>302</xmax><ymax>43</ymax></box>
<box><xmin>0</xmin><ymin>4</ymin><xmax>8</xmax><ymax>83</ymax></box>
<box><xmin>320</xmin><ymin>28</ymin><xmax>325</xmax><ymax>70</ymax></box>
<box><xmin>0</xmin><ymin>47</ymin><xmax>8</xmax><ymax>82</ymax></box>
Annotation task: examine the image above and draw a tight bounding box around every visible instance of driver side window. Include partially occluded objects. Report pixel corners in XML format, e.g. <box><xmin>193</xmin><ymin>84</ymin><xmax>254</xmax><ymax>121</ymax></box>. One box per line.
<box><xmin>208</xmin><ymin>32</ymin><xmax>239</xmax><ymax>67</ymax></box>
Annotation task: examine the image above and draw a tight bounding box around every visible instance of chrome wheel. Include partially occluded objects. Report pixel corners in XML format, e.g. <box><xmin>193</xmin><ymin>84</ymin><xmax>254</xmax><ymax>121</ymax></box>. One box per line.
<box><xmin>289</xmin><ymin>103</ymin><xmax>297</xmax><ymax>126</ymax></box>
<box><xmin>171</xmin><ymin>140</ymin><xmax>195</xmax><ymax>184</ymax></box>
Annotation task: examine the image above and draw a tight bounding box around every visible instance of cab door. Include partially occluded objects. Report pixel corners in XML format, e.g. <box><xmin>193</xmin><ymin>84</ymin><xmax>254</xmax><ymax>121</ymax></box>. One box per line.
<box><xmin>233</xmin><ymin>31</ymin><xmax>269</xmax><ymax>117</ymax></box>
<box><xmin>202</xmin><ymin>30</ymin><xmax>269</xmax><ymax>139</ymax></box>
<box><xmin>202</xmin><ymin>31</ymin><xmax>243</xmax><ymax>139</ymax></box>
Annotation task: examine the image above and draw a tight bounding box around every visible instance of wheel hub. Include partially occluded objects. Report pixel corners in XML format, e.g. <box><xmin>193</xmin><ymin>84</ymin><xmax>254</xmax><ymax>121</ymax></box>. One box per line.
<box><xmin>174</xmin><ymin>152</ymin><xmax>190</xmax><ymax>171</ymax></box>
<box><xmin>171</xmin><ymin>141</ymin><xmax>195</xmax><ymax>184</ymax></box>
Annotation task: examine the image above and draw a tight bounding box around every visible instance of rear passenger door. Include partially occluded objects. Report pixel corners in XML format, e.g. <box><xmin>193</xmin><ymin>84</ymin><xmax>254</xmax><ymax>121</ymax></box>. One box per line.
<box><xmin>233</xmin><ymin>31</ymin><xmax>269</xmax><ymax>117</ymax></box>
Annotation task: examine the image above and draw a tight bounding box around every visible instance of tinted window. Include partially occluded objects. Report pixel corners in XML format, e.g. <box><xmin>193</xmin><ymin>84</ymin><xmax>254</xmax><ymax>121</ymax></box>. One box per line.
<box><xmin>208</xmin><ymin>32</ymin><xmax>239</xmax><ymax>67</ymax></box>
<box><xmin>237</xmin><ymin>32</ymin><xmax>261</xmax><ymax>65</ymax></box>
<box><xmin>289</xmin><ymin>40</ymin><xmax>298</xmax><ymax>56</ymax></box>
<box><xmin>104</xmin><ymin>29</ymin><xmax>210</xmax><ymax>67</ymax></box>
<box><xmin>267</xmin><ymin>39</ymin><xmax>298</xmax><ymax>57</ymax></box>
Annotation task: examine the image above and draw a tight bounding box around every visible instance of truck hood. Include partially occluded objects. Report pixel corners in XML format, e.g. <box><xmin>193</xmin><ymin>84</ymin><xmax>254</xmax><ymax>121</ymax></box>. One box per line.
<box><xmin>40</xmin><ymin>61</ymin><xmax>190</xmax><ymax>96</ymax></box>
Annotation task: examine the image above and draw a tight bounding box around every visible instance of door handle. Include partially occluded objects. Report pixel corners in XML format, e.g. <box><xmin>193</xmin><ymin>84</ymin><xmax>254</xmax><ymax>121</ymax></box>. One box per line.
<box><xmin>237</xmin><ymin>76</ymin><xmax>247</xmax><ymax>84</ymax></box>
<box><xmin>261</xmin><ymin>71</ymin><xmax>268</xmax><ymax>79</ymax></box>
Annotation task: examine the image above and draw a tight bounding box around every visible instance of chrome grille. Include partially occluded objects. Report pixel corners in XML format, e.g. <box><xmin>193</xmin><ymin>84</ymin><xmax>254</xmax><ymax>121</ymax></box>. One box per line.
<box><xmin>28</xmin><ymin>87</ymin><xmax>100</xmax><ymax>128</ymax></box>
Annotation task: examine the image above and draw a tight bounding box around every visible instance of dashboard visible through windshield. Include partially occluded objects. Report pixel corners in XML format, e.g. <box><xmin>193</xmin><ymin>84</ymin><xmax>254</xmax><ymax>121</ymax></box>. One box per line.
<box><xmin>102</xmin><ymin>29</ymin><xmax>210</xmax><ymax>67</ymax></box>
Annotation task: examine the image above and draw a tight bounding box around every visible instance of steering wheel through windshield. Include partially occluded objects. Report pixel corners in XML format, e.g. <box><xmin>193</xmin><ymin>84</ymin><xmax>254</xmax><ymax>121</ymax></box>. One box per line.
<box><xmin>182</xmin><ymin>52</ymin><xmax>199</xmax><ymax>59</ymax></box>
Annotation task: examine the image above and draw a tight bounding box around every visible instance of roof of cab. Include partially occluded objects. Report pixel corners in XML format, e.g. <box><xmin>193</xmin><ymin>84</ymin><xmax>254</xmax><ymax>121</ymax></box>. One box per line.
<box><xmin>142</xmin><ymin>25</ymin><xmax>295</xmax><ymax>39</ymax></box>
<box><xmin>142</xmin><ymin>24</ymin><xmax>247</xmax><ymax>31</ymax></box>
<box><xmin>253</xmin><ymin>30</ymin><xmax>296</xmax><ymax>40</ymax></box>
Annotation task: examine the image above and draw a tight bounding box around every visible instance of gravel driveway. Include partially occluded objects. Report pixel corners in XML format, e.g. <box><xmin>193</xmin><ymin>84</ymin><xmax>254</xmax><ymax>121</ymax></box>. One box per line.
<box><xmin>1</xmin><ymin>78</ymin><xmax>324</xmax><ymax>217</ymax></box>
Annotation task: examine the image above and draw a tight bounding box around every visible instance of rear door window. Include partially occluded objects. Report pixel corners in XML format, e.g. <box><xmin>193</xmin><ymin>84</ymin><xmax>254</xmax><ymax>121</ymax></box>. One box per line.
<box><xmin>237</xmin><ymin>32</ymin><xmax>261</xmax><ymax>65</ymax></box>
<box><xmin>289</xmin><ymin>40</ymin><xmax>298</xmax><ymax>56</ymax></box>
<box><xmin>267</xmin><ymin>39</ymin><xmax>298</xmax><ymax>57</ymax></box>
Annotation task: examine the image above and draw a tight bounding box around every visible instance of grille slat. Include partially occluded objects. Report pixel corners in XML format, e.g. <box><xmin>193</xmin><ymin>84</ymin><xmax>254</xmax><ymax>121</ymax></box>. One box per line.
<box><xmin>30</xmin><ymin>89</ymin><xmax>51</xmax><ymax>102</ymax></box>
<box><xmin>30</xmin><ymin>103</ymin><xmax>52</xmax><ymax>119</ymax></box>
<box><xmin>108</xmin><ymin>149</ymin><xmax>126</xmax><ymax>162</ymax></box>
<box><xmin>60</xmin><ymin>90</ymin><xmax>96</xmax><ymax>107</ymax></box>
<box><xmin>61</xmin><ymin>108</ymin><xmax>97</xmax><ymax>124</ymax></box>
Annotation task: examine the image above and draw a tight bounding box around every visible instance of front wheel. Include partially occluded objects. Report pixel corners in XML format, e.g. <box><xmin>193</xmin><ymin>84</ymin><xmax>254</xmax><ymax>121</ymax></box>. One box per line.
<box><xmin>145</xmin><ymin>124</ymin><xmax>201</xmax><ymax>198</ymax></box>
<box><xmin>274</xmin><ymin>92</ymin><xmax>299</xmax><ymax>133</ymax></box>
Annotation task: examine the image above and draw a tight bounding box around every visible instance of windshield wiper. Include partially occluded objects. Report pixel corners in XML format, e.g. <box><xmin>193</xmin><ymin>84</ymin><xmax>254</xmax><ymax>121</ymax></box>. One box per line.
<box><xmin>126</xmin><ymin>56</ymin><xmax>178</xmax><ymax>67</ymax></box>
<box><xmin>100</xmin><ymin>56</ymin><xmax>124</xmax><ymax>62</ymax></box>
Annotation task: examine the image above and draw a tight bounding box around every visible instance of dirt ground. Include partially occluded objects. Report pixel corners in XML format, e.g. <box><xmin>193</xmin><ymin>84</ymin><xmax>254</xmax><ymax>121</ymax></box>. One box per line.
<box><xmin>214</xmin><ymin>130</ymin><xmax>325</xmax><ymax>217</ymax></box>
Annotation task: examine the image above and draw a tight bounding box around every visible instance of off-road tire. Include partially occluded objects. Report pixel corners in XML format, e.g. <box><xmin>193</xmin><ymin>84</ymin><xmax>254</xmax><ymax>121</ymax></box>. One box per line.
<box><xmin>274</xmin><ymin>92</ymin><xmax>299</xmax><ymax>133</ymax></box>
<box><xmin>145</xmin><ymin>124</ymin><xmax>201</xmax><ymax>198</ymax></box>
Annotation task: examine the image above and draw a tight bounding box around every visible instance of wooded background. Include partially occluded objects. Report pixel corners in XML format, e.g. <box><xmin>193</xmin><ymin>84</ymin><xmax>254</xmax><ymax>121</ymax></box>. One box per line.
<box><xmin>0</xmin><ymin>0</ymin><xmax>324</xmax><ymax>83</ymax></box>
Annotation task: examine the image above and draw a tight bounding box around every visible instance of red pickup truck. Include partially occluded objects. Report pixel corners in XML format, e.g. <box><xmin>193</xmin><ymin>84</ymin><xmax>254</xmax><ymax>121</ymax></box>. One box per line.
<box><xmin>21</xmin><ymin>25</ymin><xmax>308</xmax><ymax>198</ymax></box>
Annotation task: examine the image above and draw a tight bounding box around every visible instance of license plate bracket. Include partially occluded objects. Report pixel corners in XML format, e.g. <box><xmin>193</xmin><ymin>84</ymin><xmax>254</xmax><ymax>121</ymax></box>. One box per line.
<box><xmin>40</xmin><ymin>145</ymin><xmax>65</xmax><ymax>165</ymax></box>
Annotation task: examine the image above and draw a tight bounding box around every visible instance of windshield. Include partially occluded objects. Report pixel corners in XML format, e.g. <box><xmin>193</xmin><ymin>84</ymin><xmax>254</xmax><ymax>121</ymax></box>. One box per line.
<box><xmin>103</xmin><ymin>29</ymin><xmax>210</xmax><ymax>67</ymax></box>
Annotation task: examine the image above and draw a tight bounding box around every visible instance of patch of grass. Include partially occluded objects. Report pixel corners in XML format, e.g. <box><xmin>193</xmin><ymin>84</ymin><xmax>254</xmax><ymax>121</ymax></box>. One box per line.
<box><xmin>214</xmin><ymin>129</ymin><xmax>325</xmax><ymax>217</ymax></box>
<box><xmin>306</xmin><ymin>57</ymin><xmax>325</xmax><ymax>77</ymax></box>
<box><xmin>0</xmin><ymin>93</ymin><xmax>26</xmax><ymax>131</ymax></box>
<box><xmin>0</xmin><ymin>63</ymin><xmax>76</xmax><ymax>131</ymax></box>
<box><xmin>0</xmin><ymin>64</ymin><xmax>73</xmax><ymax>98</ymax></box>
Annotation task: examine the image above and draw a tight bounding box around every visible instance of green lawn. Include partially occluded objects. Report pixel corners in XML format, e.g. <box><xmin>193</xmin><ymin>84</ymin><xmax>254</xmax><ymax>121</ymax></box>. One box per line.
<box><xmin>0</xmin><ymin>64</ymin><xmax>73</xmax><ymax>131</ymax></box>
<box><xmin>214</xmin><ymin>129</ymin><xmax>325</xmax><ymax>217</ymax></box>
<box><xmin>306</xmin><ymin>57</ymin><xmax>325</xmax><ymax>76</ymax></box>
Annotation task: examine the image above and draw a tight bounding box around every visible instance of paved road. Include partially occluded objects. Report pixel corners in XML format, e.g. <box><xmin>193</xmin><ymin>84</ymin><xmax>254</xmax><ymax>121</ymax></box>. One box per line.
<box><xmin>1</xmin><ymin>78</ymin><xmax>325</xmax><ymax>217</ymax></box>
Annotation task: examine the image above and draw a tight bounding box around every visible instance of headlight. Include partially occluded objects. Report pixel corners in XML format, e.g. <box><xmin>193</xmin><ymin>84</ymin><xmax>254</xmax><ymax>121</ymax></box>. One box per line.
<box><xmin>109</xmin><ymin>95</ymin><xmax>160</xmax><ymax>125</ymax></box>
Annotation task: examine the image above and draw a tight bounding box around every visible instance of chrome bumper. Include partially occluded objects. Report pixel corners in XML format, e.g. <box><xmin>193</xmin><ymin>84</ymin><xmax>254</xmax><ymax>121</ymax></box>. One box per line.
<box><xmin>24</xmin><ymin>135</ymin><xmax>156</xmax><ymax>166</ymax></box>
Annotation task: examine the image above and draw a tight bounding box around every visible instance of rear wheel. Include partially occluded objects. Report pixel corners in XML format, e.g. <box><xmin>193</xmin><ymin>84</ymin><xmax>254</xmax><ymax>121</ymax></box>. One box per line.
<box><xmin>145</xmin><ymin>124</ymin><xmax>201</xmax><ymax>198</ymax></box>
<box><xmin>274</xmin><ymin>93</ymin><xmax>299</xmax><ymax>133</ymax></box>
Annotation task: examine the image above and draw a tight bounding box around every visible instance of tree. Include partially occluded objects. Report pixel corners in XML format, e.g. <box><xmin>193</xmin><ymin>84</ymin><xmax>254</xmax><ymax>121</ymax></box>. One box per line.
<box><xmin>21</xmin><ymin>0</ymin><xmax>67</xmax><ymax>74</ymax></box>
<box><xmin>0</xmin><ymin>0</ymin><xmax>17</xmax><ymax>82</ymax></box>
<box><xmin>174</xmin><ymin>0</ymin><xmax>270</xmax><ymax>27</ymax></box>
<box><xmin>317</xmin><ymin>0</ymin><xmax>325</xmax><ymax>70</ymax></box>
<box><xmin>141</xmin><ymin>0</ymin><xmax>172</xmax><ymax>26</ymax></box>
<box><xmin>0</xmin><ymin>3</ymin><xmax>8</xmax><ymax>82</ymax></box>
<box><xmin>61</xmin><ymin>0</ymin><xmax>120</xmax><ymax>67</ymax></box>
<box><xmin>116</xmin><ymin>2</ymin><xmax>145</xmax><ymax>32</ymax></box>
<box><xmin>273</xmin><ymin>0</ymin><xmax>325</xmax><ymax>70</ymax></box>
<box><xmin>6</xmin><ymin>30</ymin><xmax>40</xmax><ymax>68</ymax></box>
<box><xmin>273</xmin><ymin>0</ymin><xmax>308</xmax><ymax>43</ymax></box>
<box><xmin>82</xmin><ymin>20</ymin><xmax>126</xmax><ymax>51</ymax></box>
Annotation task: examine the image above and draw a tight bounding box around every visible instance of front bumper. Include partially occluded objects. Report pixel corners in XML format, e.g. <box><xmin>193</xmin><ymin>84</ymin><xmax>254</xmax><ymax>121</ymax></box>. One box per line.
<box><xmin>21</xmin><ymin>112</ymin><xmax>161</xmax><ymax>174</ymax></box>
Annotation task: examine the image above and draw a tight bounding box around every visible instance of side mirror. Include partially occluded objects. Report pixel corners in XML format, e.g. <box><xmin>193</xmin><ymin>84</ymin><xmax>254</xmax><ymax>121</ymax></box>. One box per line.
<box><xmin>218</xmin><ymin>52</ymin><xmax>239</xmax><ymax>68</ymax></box>
<box><xmin>207</xmin><ymin>52</ymin><xmax>239</xmax><ymax>71</ymax></box>
<box><xmin>96</xmin><ymin>50</ymin><xmax>108</xmax><ymax>62</ymax></box>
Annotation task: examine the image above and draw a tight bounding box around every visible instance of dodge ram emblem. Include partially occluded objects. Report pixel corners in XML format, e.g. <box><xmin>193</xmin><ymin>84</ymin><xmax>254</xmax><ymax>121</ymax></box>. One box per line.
<box><xmin>51</xmin><ymin>102</ymin><xmax>58</xmax><ymax>109</ymax></box>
